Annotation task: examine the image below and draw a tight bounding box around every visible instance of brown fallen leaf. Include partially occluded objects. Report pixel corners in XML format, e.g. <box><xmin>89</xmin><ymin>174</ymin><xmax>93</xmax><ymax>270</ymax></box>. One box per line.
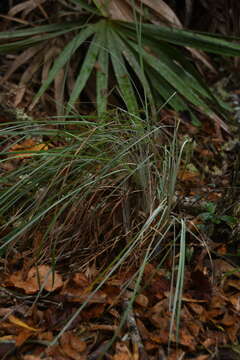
<box><xmin>9</xmin><ymin>139</ymin><xmax>48</xmax><ymax>158</ymax></box>
<box><xmin>15</xmin><ymin>330</ymin><xmax>33</xmax><ymax>347</ymax></box>
<box><xmin>8</xmin><ymin>315</ymin><xmax>38</xmax><ymax>332</ymax></box>
<box><xmin>113</xmin><ymin>342</ymin><xmax>133</xmax><ymax>360</ymax></box>
<box><xmin>8</xmin><ymin>265</ymin><xmax>63</xmax><ymax>294</ymax></box>
<box><xmin>134</xmin><ymin>294</ymin><xmax>149</xmax><ymax>308</ymax></box>
<box><xmin>60</xmin><ymin>332</ymin><xmax>86</xmax><ymax>360</ymax></box>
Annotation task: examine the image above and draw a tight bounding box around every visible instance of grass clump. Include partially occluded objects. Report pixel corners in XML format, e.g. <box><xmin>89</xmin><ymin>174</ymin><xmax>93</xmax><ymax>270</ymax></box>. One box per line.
<box><xmin>0</xmin><ymin>112</ymin><xmax>187</xmax><ymax>269</ymax></box>
<box><xmin>0</xmin><ymin>109</ymin><xmax>189</xmax><ymax>349</ymax></box>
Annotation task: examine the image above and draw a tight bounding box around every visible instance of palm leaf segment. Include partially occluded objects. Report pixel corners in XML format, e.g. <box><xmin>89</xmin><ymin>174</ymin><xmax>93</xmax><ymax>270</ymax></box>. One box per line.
<box><xmin>1</xmin><ymin>17</ymin><xmax>240</xmax><ymax>116</ymax></box>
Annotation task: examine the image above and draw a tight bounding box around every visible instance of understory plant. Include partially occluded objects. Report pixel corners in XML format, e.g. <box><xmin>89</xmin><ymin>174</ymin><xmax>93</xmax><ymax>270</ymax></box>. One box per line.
<box><xmin>0</xmin><ymin>112</ymin><xmax>186</xmax><ymax>263</ymax></box>
<box><xmin>0</xmin><ymin>110</ymin><xmax>188</xmax><ymax>345</ymax></box>
<box><xmin>0</xmin><ymin>0</ymin><xmax>240</xmax><ymax>121</ymax></box>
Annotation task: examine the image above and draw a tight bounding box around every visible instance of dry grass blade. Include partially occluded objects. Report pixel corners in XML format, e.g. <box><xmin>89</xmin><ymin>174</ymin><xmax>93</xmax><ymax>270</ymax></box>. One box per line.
<box><xmin>14</xmin><ymin>52</ymin><xmax>44</xmax><ymax>107</ymax></box>
<box><xmin>42</xmin><ymin>46</ymin><xmax>61</xmax><ymax>82</ymax></box>
<box><xmin>1</xmin><ymin>45</ymin><xmax>43</xmax><ymax>84</ymax></box>
<box><xmin>8</xmin><ymin>0</ymin><xmax>47</xmax><ymax>18</ymax></box>
<box><xmin>54</xmin><ymin>67</ymin><xmax>65</xmax><ymax>116</ymax></box>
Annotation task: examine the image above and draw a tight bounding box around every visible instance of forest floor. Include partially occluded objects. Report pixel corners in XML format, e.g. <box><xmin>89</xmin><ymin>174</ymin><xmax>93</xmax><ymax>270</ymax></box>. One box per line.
<box><xmin>1</xmin><ymin>62</ymin><xmax>240</xmax><ymax>360</ymax></box>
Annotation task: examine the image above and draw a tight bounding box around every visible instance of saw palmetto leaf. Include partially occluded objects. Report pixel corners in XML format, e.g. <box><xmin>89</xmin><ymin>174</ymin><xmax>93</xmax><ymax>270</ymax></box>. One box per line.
<box><xmin>96</xmin><ymin>30</ymin><xmax>109</xmax><ymax>116</ymax></box>
<box><xmin>67</xmin><ymin>26</ymin><xmax>103</xmax><ymax>113</ymax></box>
<box><xmin>32</xmin><ymin>25</ymin><xmax>97</xmax><ymax>109</ymax></box>
<box><xmin>1</xmin><ymin>2</ymin><xmax>240</xmax><ymax>118</ymax></box>
<box><xmin>108</xmin><ymin>29</ymin><xmax>138</xmax><ymax>115</ymax></box>
<box><xmin>113</xmin><ymin>28</ymin><xmax>155</xmax><ymax>115</ymax></box>
<box><xmin>122</xmin><ymin>22</ymin><xmax>240</xmax><ymax>57</ymax></box>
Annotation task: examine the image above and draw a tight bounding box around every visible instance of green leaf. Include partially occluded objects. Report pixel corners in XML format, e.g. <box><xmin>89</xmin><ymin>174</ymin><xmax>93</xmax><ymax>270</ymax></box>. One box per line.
<box><xmin>70</xmin><ymin>0</ymin><xmax>101</xmax><ymax>15</ymax></box>
<box><xmin>0</xmin><ymin>29</ymin><xmax>82</xmax><ymax>54</ymax></box>
<box><xmin>138</xmin><ymin>45</ymin><xmax>210</xmax><ymax>111</ymax></box>
<box><xmin>108</xmin><ymin>29</ymin><xmax>138</xmax><ymax>115</ymax></box>
<box><xmin>220</xmin><ymin>215</ymin><xmax>237</xmax><ymax>226</ymax></box>
<box><xmin>204</xmin><ymin>202</ymin><xmax>216</xmax><ymax>213</ymax></box>
<box><xmin>67</xmin><ymin>26</ymin><xmax>103</xmax><ymax>113</ymax></box>
<box><xmin>0</xmin><ymin>23</ymin><xmax>83</xmax><ymax>40</ymax></box>
<box><xmin>121</xmin><ymin>22</ymin><xmax>240</xmax><ymax>57</ymax></box>
<box><xmin>34</xmin><ymin>24</ymin><xmax>96</xmax><ymax>105</ymax></box>
<box><xmin>115</xmin><ymin>30</ymin><xmax>155</xmax><ymax>114</ymax></box>
<box><xmin>96</xmin><ymin>41</ymin><xmax>109</xmax><ymax>116</ymax></box>
<box><xmin>147</xmin><ymin>67</ymin><xmax>188</xmax><ymax>111</ymax></box>
<box><xmin>200</xmin><ymin>212</ymin><xmax>214</xmax><ymax>221</ymax></box>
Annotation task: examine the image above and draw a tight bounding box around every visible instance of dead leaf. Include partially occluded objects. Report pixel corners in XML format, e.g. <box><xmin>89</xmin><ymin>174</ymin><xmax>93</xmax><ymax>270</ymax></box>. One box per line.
<box><xmin>140</xmin><ymin>0</ymin><xmax>182</xmax><ymax>27</ymax></box>
<box><xmin>135</xmin><ymin>294</ymin><xmax>149</xmax><ymax>308</ymax></box>
<box><xmin>178</xmin><ymin>328</ymin><xmax>196</xmax><ymax>351</ymax></box>
<box><xmin>213</xmin><ymin>259</ymin><xmax>240</xmax><ymax>279</ymax></box>
<box><xmin>98</xmin><ymin>0</ymin><xmax>133</xmax><ymax>21</ymax></box>
<box><xmin>113</xmin><ymin>342</ymin><xmax>133</xmax><ymax>360</ymax></box>
<box><xmin>81</xmin><ymin>303</ymin><xmax>105</xmax><ymax>321</ymax></box>
<box><xmin>72</xmin><ymin>273</ymin><xmax>89</xmax><ymax>287</ymax></box>
<box><xmin>60</xmin><ymin>332</ymin><xmax>86</xmax><ymax>360</ymax></box>
<box><xmin>15</xmin><ymin>330</ymin><xmax>33</xmax><ymax>347</ymax></box>
<box><xmin>179</xmin><ymin>170</ymin><xmax>200</xmax><ymax>182</ymax></box>
<box><xmin>226</xmin><ymin>279</ymin><xmax>240</xmax><ymax>291</ymax></box>
<box><xmin>9</xmin><ymin>0</ymin><xmax>47</xmax><ymax>18</ymax></box>
<box><xmin>8</xmin><ymin>315</ymin><xmax>38</xmax><ymax>332</ymax></box>
<box><xmin>9</xmin><ymin>139</ymin><xmax>48</xmax><ymax>158</ymax></box>
<box><xmin>229</xmin><ymin>294</ymin><xmax>240</xmax><ymax>311</ymax></box>
<box><xmin>8</xmin><ymin>265</ymin><xmax>63</xmax><ymax>294</ymax></box>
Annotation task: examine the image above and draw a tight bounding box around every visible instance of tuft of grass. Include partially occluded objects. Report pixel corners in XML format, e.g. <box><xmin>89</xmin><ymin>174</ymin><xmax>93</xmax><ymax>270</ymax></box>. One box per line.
<box><xmin>0</xmin><ymin>109</ymin><xmax>189</xmax><ymax>349</ymax></box>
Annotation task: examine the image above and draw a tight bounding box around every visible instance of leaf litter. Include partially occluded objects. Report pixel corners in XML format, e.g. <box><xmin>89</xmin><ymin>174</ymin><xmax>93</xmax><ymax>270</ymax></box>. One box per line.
<box><xmin>1</xmin><ymin>106</ymin><xmax>240</xmax><ymax>359</ymax></box>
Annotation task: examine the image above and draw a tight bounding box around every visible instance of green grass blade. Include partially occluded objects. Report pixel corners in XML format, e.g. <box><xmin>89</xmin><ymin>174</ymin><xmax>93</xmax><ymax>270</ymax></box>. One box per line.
<box><xmin>169</xmin><ymin>219</ymin><xmax>186</xmax><ymax>345</ymax></box>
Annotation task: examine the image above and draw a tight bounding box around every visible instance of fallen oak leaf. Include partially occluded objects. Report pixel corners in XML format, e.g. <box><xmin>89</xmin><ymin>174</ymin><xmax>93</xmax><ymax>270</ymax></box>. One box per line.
<box><xmin>60</xmin><ymin>332</ymin><xmax>86</xmax><ymax>360</ymax></box>
<box><xmin>8</xmin><ymin>265</ymin><xmax>63</xmax><ymax>294</ymax></box>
